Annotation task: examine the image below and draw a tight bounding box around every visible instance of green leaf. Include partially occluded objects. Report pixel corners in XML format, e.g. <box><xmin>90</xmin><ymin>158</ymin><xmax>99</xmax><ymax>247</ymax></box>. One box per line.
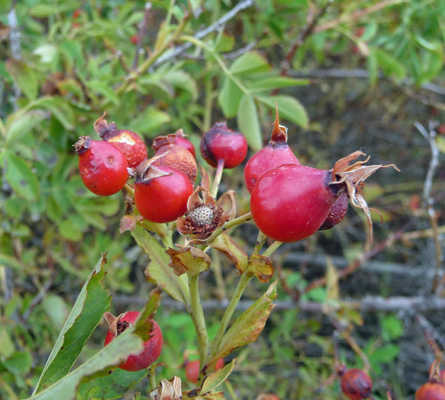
<box><xmin>5</xmin><ymin>111</ymin><xmax>46</xmax><ymax>144</ymax></box>
<box><xmin>258</xmin><ymin>95</ymin><xmax>308</xmax><ymax>128</ymax></box>
<box><xmin>6</xmin><ymin>59</ymin><xmax>38</xmax><ymax>100</ymax></box>
<box><xmin>33</xmin><ymin>255</ymin><xmax>111</xmax><ymax>393</ymax></box>
<box><xmin>129</xmin><ymin>109</ymin><xmax>171</xmax><ymax>138</ymax></box>
<box><xmin>163</xmin><ymin>70</ymin><xmax>197</xmax><ymax>100</ymax></box>
<box><xmin>414</xmin><ymin>34</ymin><xmax>441</xmax><ymax>52</ymax></box>
<box><xmin>131</xmin><ymin>225</ymin><xmax>190</xmax><ymax>305</ymax></box>
<box><xmin>0</xmin><ymin>253</ymin><xmax>28</xmax><ymax>272</ymax></box>
<box><xmin>188</xmin><ymin>0</ymin><xmax>202</xmax><ymax>17</ymax></box>
<box><xmin>29</xmin><ymin>2</ymin><xmax>78</xmax><ymax>17</ymax></box>
<box><xmin>247</xmin><ymin>76</ymin><xmax>309</xmax><ymax>93</ymax></box>
<box><xmin>165</xmin><ymin>247</ymin><xmax>212</xmax><ymax>277</ymax></box>
<box><xmin>29</xmin><ymin>328</ymin><xmax>144</xmax><ymax>400</ymax></box>
<box><xmin>374</xmin><ymin>48</ymin><xmax>407</xmax><ymax>80</ymax></box>
<box><xmin>201</xmin><ymin>359</ymin><xmax>236</xmax><ymax>394</ymax></box>
<box><xmin>367</xmin><ymin>49</ymin><xmax>378</xmax><ymax>86</ymax></box>
<box><xmin>237</xmin><ymin>94</ymin><xmax>262</xmax><ymax>151</ymax></box>
<box><xmin>211</xmin><ymin>281</ymin><xmax>277</xmax><ymax>362</ymax></box>
<box><xmin>229</xmin><ymin>51</ymin><xmax>271</xmax><ymax>75</ymax></box>
<box><xmin>1</xmin><ymin>352</ymin><xmax>32</xmax><ymax>375</ymax></box>
<box><xmin>77</xmin><ymin>369</ymin><xmax>147</xmax><ymax>400</ymax></box>
<box><xmin>3</xmin><ymin>152</ymin><xmax>40</xmax><ymax>201</ymax></box>
<box><xmin>27</xmin><ymin>97</ymin><xmax>75</xmax><ymax>130</ymax></box>
<box><xmin>218</xmin><ymin>77</ymin><xmax>244</xmax><ymax>118</ymax></box>
<box><xmin>86</xmin><ymin>81</ymin><xmax>120</xmax><ymax>106</ymax></box>
<box><xmin>60</xmin><ymin>40</ymin><xmax>85</xmax><ymax>68</ymax></box>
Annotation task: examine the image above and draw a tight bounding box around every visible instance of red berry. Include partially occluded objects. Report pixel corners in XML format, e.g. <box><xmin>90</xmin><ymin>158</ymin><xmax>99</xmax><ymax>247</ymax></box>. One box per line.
<box><xmin>152</xmin><ymin>143</ymin><xmax>198</xmax><ymax>183</ymax></box>
<box><xmin>104</xmin><ymin>311</ymin><xmax>163</xmax><ymax>372</ymax></box>
<box><xmin>200</xmin><ymin>122</ymin><xmax>247</xmax><ymax>169</ymax></box>
<box><xmin>185</xmin><ymin>358</ymin><xmax>225</xmax><ymax>383</ymax></box>
<box><xmin>318</xmin><ymin>190</ymin><xmax>349</xmax><ymax>230</ymax></box>
<box><xmin>251</xmin><ymin>164</ymin><xmax>339</xmax><ymax>242</ymax></box>
<box><xmin>74</xmin><ymin>136</ymin><xmax>128</xmax><ymax>196</ymax></box>
<box><xmin>244</xmin><ymin>108</ymin><xmax>299</xmax><ymax>192</ymax></box>
<box><xmin>94</xmin><ymin>113</ymin><xmax>147</xmax><ymax>169</ymax></box>
<box><xmin>416</xmin><ymin>382</ymin><xmax>445</xmax><ymax>400</ymax></box>
<box><xmin>130</xmin><ymin>35</ymin><xmax>139</xmax><ymax>45</ymax></box>
<box><xmin>341</xmin><ymin>369</ymin><xmax>373</xmax><ymax>400</ymax></box>
<box><xmin>135</xmin><ymin>160</ymin><xmax>193</xmax><ymax>223</ymax></box>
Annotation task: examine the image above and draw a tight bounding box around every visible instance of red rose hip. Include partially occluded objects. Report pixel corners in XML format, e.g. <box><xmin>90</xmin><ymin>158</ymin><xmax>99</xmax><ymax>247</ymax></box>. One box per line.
<box><xmin>104</xmin><ymin>311</ymin><xmax>163</xmax><ymax>372</ymax></box>
<box><xmin>341</xmin><ymin>369</ymin><xmax>373</xmax><ymax>400</ymax></box>
<box><xmin>185</xmin><ymin>358</ymin><xmax>225</xmax><ymax>383</ymax></box>
<box><xmin>416</xmin><ymin>382</ymin><xmax>445</xmax><ymax>400</ymax></box>
<box><xmin>200</xmin><ymin>122</ymin><xmax>247</xmax><ymax>169</ymax></box>
<box><xmin>75</xmin><ymin>136</ymin><xmax>128</xmax><ymax>196</ymax></box>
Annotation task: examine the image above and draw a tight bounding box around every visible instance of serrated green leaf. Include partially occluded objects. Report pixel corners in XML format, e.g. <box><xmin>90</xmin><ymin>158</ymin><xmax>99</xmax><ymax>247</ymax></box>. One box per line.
<box><xmin>3</xmin><ymin>152</ymin><xmax>40</xmax><ymax>201</ymax></box>
<box><xmin>6</xmin><ymin>59</ymin><xmax>38</xmax><ymax>100</ymax></box>
<box><xmin>33</xmin><ymin>255</ymin><xmax>111</xmax><ymax>393</ymax></box>
<box><xmin>237</xmin><ymin>94</ymin><xmax>262</xmax><ymax>151</ymax></box>
<box><xmin>211</xmin><ymin>281</ymin><xmax>277</xmax><ymax>362</ymax></box>
<box><xmin>258</xmin><ymin>95</ymin><xmax>308</xmax><ymax>128</ymax></box>
<box><xmin>218</xmin><ymin>77</ymin><xmax>244</xmax><ymax>118</ymax></box>
<box><xmin>229</xmin><ymin>51</ymin><xmax>271</xmax><ymax>75</ymax></box>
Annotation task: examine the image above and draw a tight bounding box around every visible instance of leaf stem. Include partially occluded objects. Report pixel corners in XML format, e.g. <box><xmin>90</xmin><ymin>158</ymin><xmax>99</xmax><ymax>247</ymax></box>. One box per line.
<box><xmin>210</xmin><ymin>272</ymin><xmax>252</xmax><ymax>358</ymax></box>
<box><xmin>211</xmin><ymin>159</ymin><xmax>225</xmax><ymax>198</ymax></box>
<box><xmin>188</xmin><ymin>274</ymin><xmax>209</xmax><ymax>383</ymax></box>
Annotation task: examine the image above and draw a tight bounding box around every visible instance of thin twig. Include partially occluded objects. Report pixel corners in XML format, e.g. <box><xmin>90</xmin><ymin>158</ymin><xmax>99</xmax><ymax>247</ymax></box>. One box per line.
<box><xmin>415</xmin><ymin>313</ymin><xmax>444</xmax><ymax>358</ymax></box>
<box><xmin>150</xmin><ymin>0</ymin><xmax>255</xmax><ymax>70</ymax></box>
<box><xmin>132</xmin><ymin>2</ymin><xmax>152</xmax><ymax>70</ymax></box>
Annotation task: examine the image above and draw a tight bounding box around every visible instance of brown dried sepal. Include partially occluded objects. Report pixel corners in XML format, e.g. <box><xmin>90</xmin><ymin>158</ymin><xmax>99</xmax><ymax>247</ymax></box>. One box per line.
<box><xmin>135</xmin><ymin>154</ymin><xmax>172</xmax><ymax>184</ymax></box>
<box><xmin>330</xmin><ymin>151</ymin><xmax>399</xmax><ymax>243</ymax></box>
<box><xmin>94</xmin><ymin>112</ymin><xmax>118</xmax><ymax>139</ymax></box>
<box><xmin>73</xmin><ymin>136</ymin><xmax>93</xmax><ymax>155</ymax></box>
<box><xmin>209</xmin><ymin>233</ymin><xmax>248</xmax><ymax>274</ymax></box>
<box><xmin>120</xmin><ymin>215</ymin><xmax>144</xmax><ymax>233</ymax></box>
<box><xmin>166</xmin><ymin>246</ymin><xmax>212</xmax><ymax>277</ymax></box>
<box><xmin>103</xmin><ymin>312</ymin><xmax>131</xmax><ymax>337</ymax></box>
<box><xmin>247</xmin><ymin>254</ymin><xmax>275</xmax><ymax>283</ymax></box>
<box><xmin>270</xmin><ymin>103</ymin><xmax>288</xmax><ymax>146</ymax></box>
<box><xmin>152</xmin><ymin>134</ymin><xmax>177</xmax><ymax>151</ymax></box>
<box><xmin>149</xmin><ymin>376</ymin><xmax>182</xmax><ymax>400</ymax></box>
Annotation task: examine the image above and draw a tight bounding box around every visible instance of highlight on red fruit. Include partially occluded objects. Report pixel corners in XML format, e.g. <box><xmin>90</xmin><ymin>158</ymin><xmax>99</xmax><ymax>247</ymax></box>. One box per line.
<box><xmin>104</xmin><ymin>311</ymin><xmax>163</xmax><ymax>372</ymax></box>
<box><xmin>200</xmin><ymin>122</ymin><xmax>247</xmax><ymax>169</ymax></box>
<box><xmin>134</xmin><ymin>157</ymin><xmax>194</xmax><ymax>223</ymax></box>
<box><xmin>244</xmin><ymin>105</ymin><xmax>299</xmax><ymax>192</ymax></box>
<box><xmin>94</xmin><ymin>113</ymin><xmax>147</xmax><ymax>169</ymax></box>
<box><xmin>340</xmin><ymin>368</ymin><xmax>373</xmax><ymax>400</ymax></box>
<box><xmin>74</xmin><ymin>136</ymin><xmax>128</xmax><ymax>196</ymax></box>
<box><xmin>185</xmin><ymin>358</ymin><xmax>225</xmax><ymax>383</ymax></box>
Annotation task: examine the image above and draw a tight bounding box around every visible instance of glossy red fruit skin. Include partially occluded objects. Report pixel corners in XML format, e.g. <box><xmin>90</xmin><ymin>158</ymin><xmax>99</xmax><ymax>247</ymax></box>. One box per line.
<box><xmin>200</xmin><ymin>122</ymin><xmax>247</xmax><ymax>169</ymax></box>
<box><xmin>244</xmin><ymin>144</ymin><xmax>299</xmax><ymax>193</ymax></box>
<box><xmin>104</xmin><ymin>311</ymin><xmax>163</xmax><ymax>372</ymax></box>
<box><xmin>75</xmin><ymin>137</ymin><xmax>128</xmax><ymax>196</ymax></box>
<box><xmin>135</xmin><ymin>165</ymin><xmax>193</xmax><ymax>223</ymax></box>
<box><xmin>103</xmin><ymin>129</ymin><xmax>147</xmax><ymax>169</ymax></box>
<box><xmin>415</xmin><ymin>382</ymin><xmax>445</xmax><ymax>400</ymax></box>
<box><xmin>185</xmin><ymin>358</ymin><xmax>225</xmax><ymax>383</ymax></box>
<box><xmin>250</xmin><ymin>164</ymin><xmax>338</xmax><ymax>243</ymax></box>
<box><xmin>341</xmin><ymin>369</ymin><xmax>373</xmax><ymax>400</ymax></box>
<box><xmin>318</xmin><ymin>190</ymin><xmax>348</xmax><ymax>230</ymax></box>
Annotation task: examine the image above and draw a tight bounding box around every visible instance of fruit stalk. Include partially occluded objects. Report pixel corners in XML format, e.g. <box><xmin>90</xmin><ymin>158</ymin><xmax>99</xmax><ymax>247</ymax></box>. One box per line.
<box><xmin>211</xmin><ymin>159</ymin><xmax>225</xmax><ymax>198</ymax></box>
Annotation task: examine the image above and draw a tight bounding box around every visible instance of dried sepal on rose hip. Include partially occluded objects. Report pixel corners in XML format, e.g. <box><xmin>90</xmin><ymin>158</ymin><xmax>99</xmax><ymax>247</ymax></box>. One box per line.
<box><xmin>244</xmin><ymin>105</ymin><xmax>300</xmax><ymax>192</ymax></box>
<box><xmin>94</xmin><ymin>112</ymin><xmax>147</xmax><ymax>169</ymax></box>
<box><xmin>103</xmin><ymin>311</ymin><xmax>163</xmax><ymax>372</ymax></box>
<box><xmin>134</xmin><ymin>156</ymin><xmax>194</xmax><ymax>223</ymax></box>
<box><xmin>153</xmin><ymin>130</ymin><xmax>196</xmax><ymax>158</ymax></box>
<box><xmin>74</xmin><ymin>136</ymin><xmax>129</xmax><ymax>196</ymax></box>
<box><xmin>200</xmin><ymin>122</ymin><xmax>248</xmax><ymax>169</ymax></box>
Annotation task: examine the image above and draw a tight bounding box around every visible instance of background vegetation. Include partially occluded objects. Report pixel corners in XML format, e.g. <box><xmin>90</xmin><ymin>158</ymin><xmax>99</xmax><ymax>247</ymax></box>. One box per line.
<box><xmin>1</xmin><ymin>0</ymin><xmax>445</xmax><ymax>398</ymax></box>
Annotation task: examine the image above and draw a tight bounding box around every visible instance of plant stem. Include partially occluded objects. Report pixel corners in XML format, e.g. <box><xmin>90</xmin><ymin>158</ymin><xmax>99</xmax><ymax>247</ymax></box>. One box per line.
<box><xmin>252</xmin><ymin>231</ymin><xmax>267</xmax><ymax>255</ymax></box>
<box><xmin>148</xmin><ymin>372</ymin><xmax>157</xmax><ymax>391</ymax></box>
<box><xmin>123</xmin><ymin>183</ymin><xmax>135</xmax><ymax>198</ymax></box>
<box><xmin>188</xmin><ymin>274</ymin><xmax>209</xmax><ymax>381</ymax></box>
<box><xmin>206</xmin><ymin>212</ymin><xmax>252</xmax><ymax>244</ymax></box>
<box><xmin>211</xmin><ymin>159</ymin><xmax>225</xmax><ymax>198</ymax></box>
<box><xmin>263</xmin><ymin>240</ymin><xmax>282</xmax><ymax>257</ymax></box>
<box><xmin>210</xmin><ymin>272</ymin><xmax>252</xmax><ymax>357</ymax></box>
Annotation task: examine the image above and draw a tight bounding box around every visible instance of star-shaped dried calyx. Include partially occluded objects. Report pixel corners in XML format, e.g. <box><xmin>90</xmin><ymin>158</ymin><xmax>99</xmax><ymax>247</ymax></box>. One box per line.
<box><xmin>329</xmin><ymin>151</ymin><xmax>399</xmax><ymax>242</ymax></box>
<box><xmin>103</xmin><ymin>312</ymin><xmax>132</xmax><ymax>337</ymax></box>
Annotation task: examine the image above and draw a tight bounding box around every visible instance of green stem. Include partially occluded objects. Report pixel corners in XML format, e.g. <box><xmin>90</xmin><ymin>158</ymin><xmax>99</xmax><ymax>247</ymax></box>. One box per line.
<box><xmin>211</xmin><ymin>159</ymin><xmax>225</xmax><ymax>198</ymax></box>
<box><xmin>224</xmin><ymin>379</ymin><xmax>238</xmax><ymax>400</ymax></box>
<box><xmin>206</xmin><ymin>212</ymin><xmax>252</xmax><ymax>244</ymax></box>
<box><xmin>252</xmin><ymin>231</ymin><xmax>267</xmax><ymax>255</ymax></box>
<box><xmin>203</xmin><ymin>64</ymin><xmax>214</xmax><ymax>133</ymax></box>
<box><xmin>123</xmin><ymin>183</ymin><xmax>134</xmax><ymax>198</ymax></box>
<box><xmin>263</xmin><ymin>241</ymin><xmax>282</xmax><ymax>258</ymax></box>
<box><xmin>188</xmin><ymin>274</ymin><xmax>209</xmax><ymax>382</ymax></box>
<box><xmin>148</xmin><ymin>372</ymin><xmax>157</xmax><ymax>391</ymax></box>
<box><xmin>210</xmin><ymin>272</ymin><xmax>252</xmax><ymax>357</ymax></box>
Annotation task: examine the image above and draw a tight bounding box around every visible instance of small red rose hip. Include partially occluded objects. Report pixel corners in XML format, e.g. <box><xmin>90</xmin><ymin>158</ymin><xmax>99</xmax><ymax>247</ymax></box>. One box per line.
<box><xmin>201</xmin><ymin>122</ymin><xmax>247</xmax><ymax>169</ymax></box>
<box><xmin>174</xmin><ymin>129</ymin><xmax>196</xmax><ymax>157</ymax></box>
<box><xmin>185</xmin><ymin>358</ymin><xmax>225</xmax><ymax>383</ymax></box>
<box><xmin>74</xmin><ymin>136</ymin><xmax>128</xmax><ymax>196</ymax></box>
<box><xmin>244</xmin><ymin>106</ymin><xmax>299</xmax><ymax>192</ymax></box>
<box><xmin>94</xmin><ymin>113</ymin><xmax>147</xmax><ymax>169</ymax></box>
<box><xmin>104</xmin><ymin>311</ymin><xmax>163</xmax><ymax>372</ymax></box>
<box><xmin>135</xmin><ymin>158</ymin><xmax>194</xmax><ymax>223</ymax></box>
<box><xmin>341</xmin><ymin>369</ymin><xmax>373</xmax><ymax>400</ymax></box>
<box><xmin>416</xmin><ymin>382</ymin><xmax>445</xmax><ymax>400</ymax></box>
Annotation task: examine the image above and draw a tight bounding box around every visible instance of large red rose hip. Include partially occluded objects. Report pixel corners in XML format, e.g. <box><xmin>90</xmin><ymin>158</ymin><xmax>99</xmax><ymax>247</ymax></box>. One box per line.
<box><xmin>104</xmin><ymin>311</ymin><xmax>163</xmax><ymax>372</ymax></box>
<box><xmin>340</xmin><ymin>369</ymin><xmax>373</xmax><ymax>400</ymax></box>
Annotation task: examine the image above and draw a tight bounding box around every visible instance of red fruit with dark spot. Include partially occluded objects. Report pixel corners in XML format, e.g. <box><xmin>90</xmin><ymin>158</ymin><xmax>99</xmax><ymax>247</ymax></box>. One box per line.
<box><xmin>244</xmin><ymin>107</ymin><xmax>299</xmax><ymax>192</ymax></box>
<box><xmin>416</xmin><ymin>382</ymin><xmax>445</xmax><ymax>400</ymax></box>
<box><xmin>74</xmin><ymin>136</ymin><xmax>128</xmax><ymax>196</ymax></box>
<box><xmin>104</xmin><ymin>311</ymin><xmax>163</xmax><ymax>372</ymax></box>
<box><xmin>341</xmin><ymin>369</ymin><xmax>373</xmax><ymax>400</ymax></box>
<box><xmin>135</xmin><ymin>159</ymin><xmax>194</xmax><ymax>223</ymax></box>
<box><xmin>318</xmin><ymin>190</ymin><xmax>349</xmax><ymax>230</ymax></box>
<box><xmin>94</xmin><ymin>113</ymin><xmax>147</xmax><ymax>169</ymax></box>
<box><xmin>201</xmin><ymin>122</ymin><xmax>247</xmax><ymax>169</ymax></box>
<box><xmin>185</xmin><ymin>358</ymin><xmax>225</xmax><ymax>384</ymax></box>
